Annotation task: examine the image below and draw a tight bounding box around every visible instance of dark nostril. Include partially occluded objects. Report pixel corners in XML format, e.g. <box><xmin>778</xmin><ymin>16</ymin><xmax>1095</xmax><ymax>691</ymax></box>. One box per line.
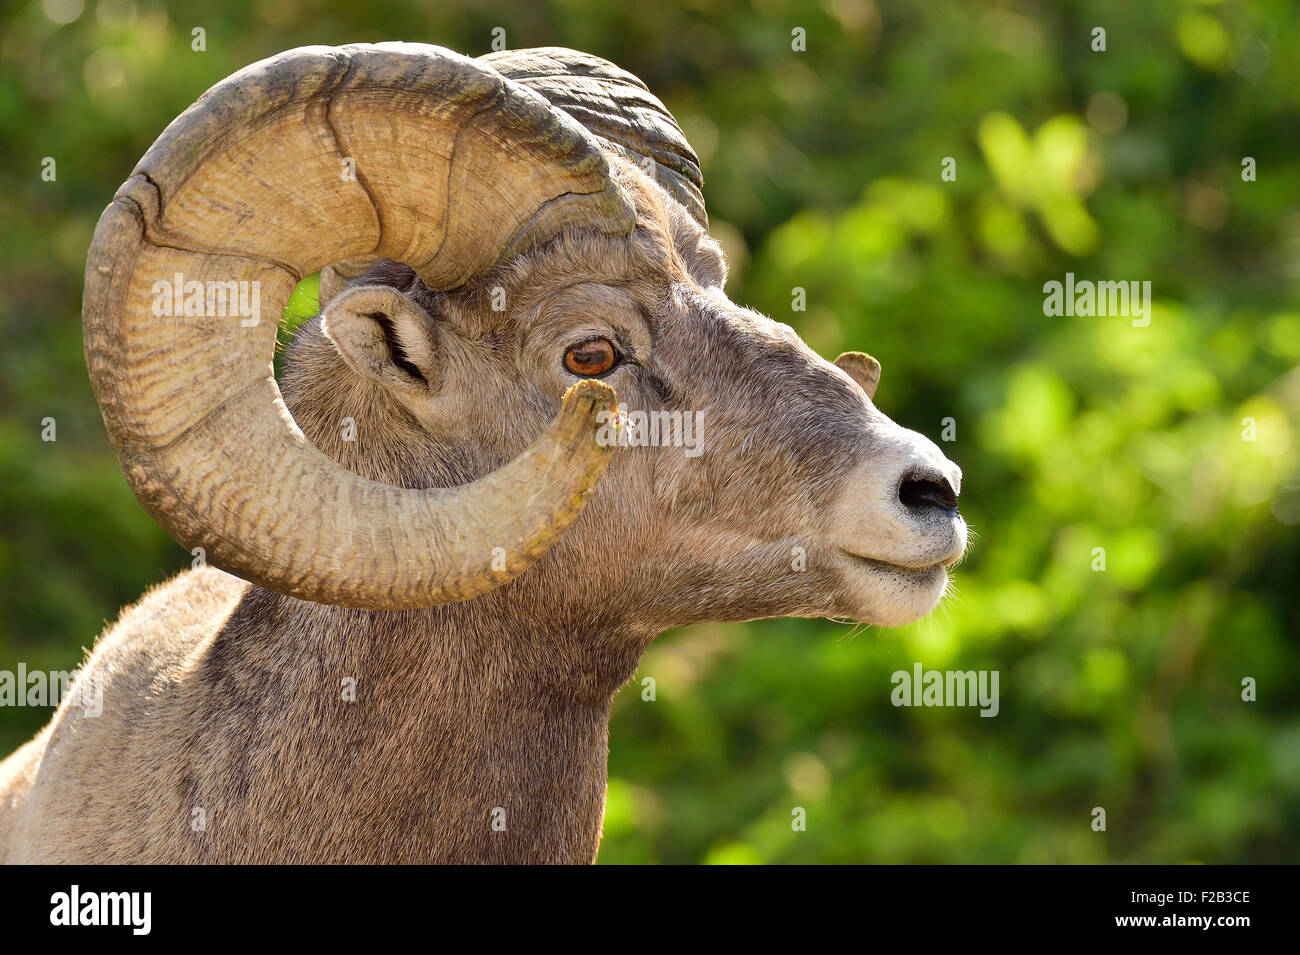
<box><xmin>899</xmin><ymin>472</ymin><xmax>959</xmax><ymax>512</ymax></box>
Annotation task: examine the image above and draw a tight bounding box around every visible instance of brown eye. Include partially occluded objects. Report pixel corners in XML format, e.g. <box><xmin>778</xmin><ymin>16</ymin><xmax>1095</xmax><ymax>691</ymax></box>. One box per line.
<box><xmin>563</xmin><ymin>337</ymin><xmax>620</xmax><ymax>377</ymax></box>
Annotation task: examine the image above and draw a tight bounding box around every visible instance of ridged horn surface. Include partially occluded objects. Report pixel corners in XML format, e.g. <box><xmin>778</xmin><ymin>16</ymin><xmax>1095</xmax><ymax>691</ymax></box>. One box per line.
<box><xmin>83</xmin><ymin>43</ymin><xmax>633</xmax><ymax>608</ymax></box>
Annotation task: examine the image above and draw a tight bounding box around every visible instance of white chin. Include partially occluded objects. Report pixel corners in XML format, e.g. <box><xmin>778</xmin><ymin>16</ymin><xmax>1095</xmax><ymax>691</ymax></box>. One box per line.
<box><xmin>843</xmin><ymin>558</ymin><xmax>950</xmax><ymax>627</ymax></box>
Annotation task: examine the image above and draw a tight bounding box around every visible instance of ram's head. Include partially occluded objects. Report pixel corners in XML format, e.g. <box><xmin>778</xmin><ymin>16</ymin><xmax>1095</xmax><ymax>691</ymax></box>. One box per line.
<box><xmin>84</xmin><ymin>43</ymin><xmax>965</xmax><ymax>632</ymax></box>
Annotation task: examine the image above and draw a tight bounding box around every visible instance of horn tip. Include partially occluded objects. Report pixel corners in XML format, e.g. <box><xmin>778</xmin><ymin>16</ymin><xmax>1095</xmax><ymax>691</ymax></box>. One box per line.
<box><xmin>563</xmin><ymin>378</ymin><xmax>618</xmax><ymax>417</ymax></box>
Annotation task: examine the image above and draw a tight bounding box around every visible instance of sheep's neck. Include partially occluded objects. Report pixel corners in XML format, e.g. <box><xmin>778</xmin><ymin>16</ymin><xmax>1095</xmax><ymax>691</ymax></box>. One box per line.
<box><xmin>203</xmin><ymin>587</ymin><xmax>645</xmax><ymax>864</ymax></box>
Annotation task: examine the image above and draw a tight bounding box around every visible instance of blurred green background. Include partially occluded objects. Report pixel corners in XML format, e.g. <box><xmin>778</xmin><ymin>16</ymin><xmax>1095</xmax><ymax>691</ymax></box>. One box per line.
<box><xmin>1</xmin><ymin>0</ymin><xmax>1297</xmax><ymax>863</ymax></box>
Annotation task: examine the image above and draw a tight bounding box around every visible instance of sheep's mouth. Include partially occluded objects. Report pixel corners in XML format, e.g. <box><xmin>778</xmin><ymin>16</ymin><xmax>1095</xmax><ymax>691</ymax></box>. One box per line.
<box><xmin>832</xmin><ymin>548</ymin><xmax>955</xmax><ymax>626</ymax></box>
<box><xmin>837</xmin><ymin>550</ymin><xmax>950</xmax><ymax>583</ymax></box>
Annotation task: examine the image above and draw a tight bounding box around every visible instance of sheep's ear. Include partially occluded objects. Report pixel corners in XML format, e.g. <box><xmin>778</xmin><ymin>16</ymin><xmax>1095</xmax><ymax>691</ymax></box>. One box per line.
<box><xmin>318</xmin><ymin>258</ymin><xmax>375</xmax><ymax>308</ymax></box>
<box><xmin>834</xmin><ymin>351</ymin><xmax>881</xmax><ymax>400</ymax></box>
<box><xmin>688</xmin><ymin>234</ymin><xmax>728</xmax><ymax>289</ymax></box>
<box><xmin>322</xmin><ymin>284</ymin><xmax>438</xmax><ymax>395</ymax></box>
<box><xmin>317</xmin><ymin>265</ymin><xmax>350</xmax><ymax>309</ymax></box>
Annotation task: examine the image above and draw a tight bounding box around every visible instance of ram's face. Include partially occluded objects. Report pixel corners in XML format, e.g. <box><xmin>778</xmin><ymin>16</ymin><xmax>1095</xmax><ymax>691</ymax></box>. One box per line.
<box><xmin>86</xmin><ymin>44</ymin><xmax>969</xmax><ymax>617</ymax></box>
<box><xmin>315</xmin><ymin>175</ymin><xmax>966</xmax><ymax>631</ymax></box>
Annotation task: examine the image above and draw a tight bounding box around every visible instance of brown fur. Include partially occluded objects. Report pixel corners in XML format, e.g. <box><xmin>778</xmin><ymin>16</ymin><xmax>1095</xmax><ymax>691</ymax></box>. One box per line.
<box><xmin>0</xmin><ymin>164</ymin><xmax>964</xmax><ymax>863</ymax></box>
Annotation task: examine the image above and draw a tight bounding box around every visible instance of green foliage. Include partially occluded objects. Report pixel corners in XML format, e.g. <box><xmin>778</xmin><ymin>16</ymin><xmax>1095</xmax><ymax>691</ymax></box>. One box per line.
<box><xmin>0</xmin><ymin>0</ymin><xmax>1296</xmax><ymax>863</ymax></box>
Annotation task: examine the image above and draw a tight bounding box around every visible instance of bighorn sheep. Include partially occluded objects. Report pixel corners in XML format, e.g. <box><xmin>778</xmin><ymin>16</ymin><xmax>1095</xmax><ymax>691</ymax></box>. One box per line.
<box><xmin>0</xmin><ymin>43</ymin><xmax>965</xmax><ymax>863</ymax></box>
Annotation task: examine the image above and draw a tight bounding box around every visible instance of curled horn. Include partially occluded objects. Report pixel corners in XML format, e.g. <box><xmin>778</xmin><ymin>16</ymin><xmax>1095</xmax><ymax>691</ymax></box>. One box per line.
<box><xmin>83</xmin><ymin>43</ymin><xmax>634</xmax><ymax>609</ymax></box>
